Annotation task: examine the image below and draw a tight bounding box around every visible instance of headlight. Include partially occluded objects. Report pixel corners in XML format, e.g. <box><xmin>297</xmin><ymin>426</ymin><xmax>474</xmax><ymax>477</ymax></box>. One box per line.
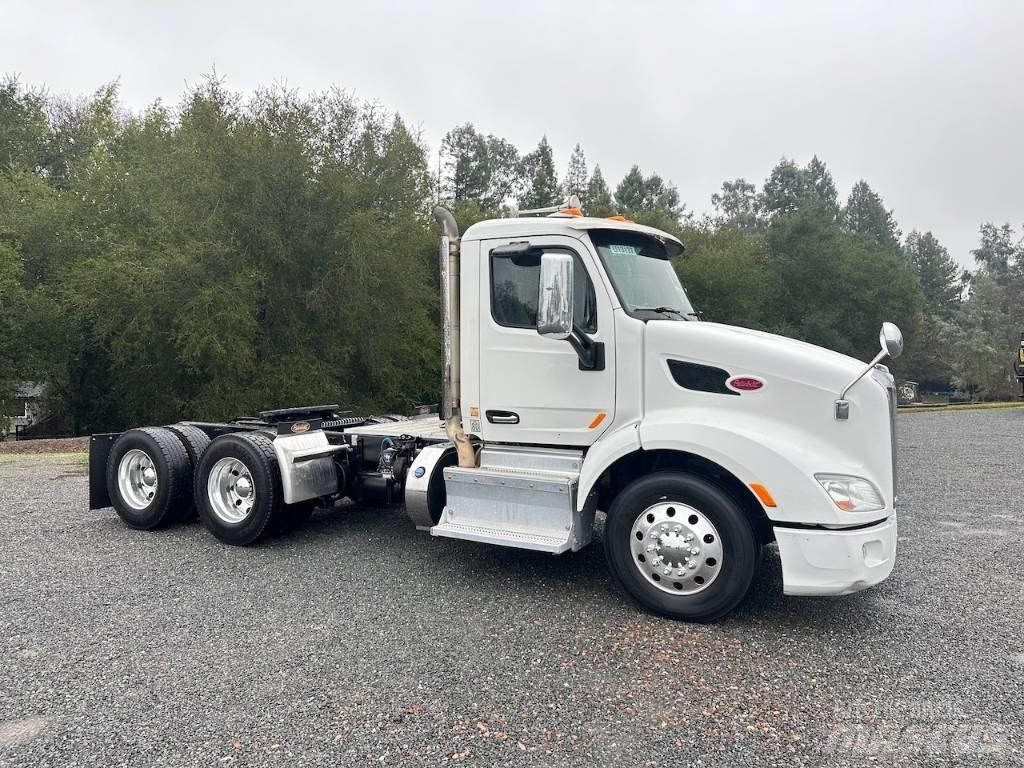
<box><xmin>814</xmin><ymin>474</ymin><xmax>885</xmax><ymax>513</ymax></box>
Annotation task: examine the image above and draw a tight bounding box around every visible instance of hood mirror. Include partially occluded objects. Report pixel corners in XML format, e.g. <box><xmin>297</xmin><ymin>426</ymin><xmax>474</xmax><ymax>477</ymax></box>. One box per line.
<box><xmin>835</xmin><ymin>321</ymin><xmax>904</xmax><ymax>420</ymax></box>
<box><xmin>880</xmin><ymin>322</ymin><xmax>904</xmax><ymax>359</ymax></box>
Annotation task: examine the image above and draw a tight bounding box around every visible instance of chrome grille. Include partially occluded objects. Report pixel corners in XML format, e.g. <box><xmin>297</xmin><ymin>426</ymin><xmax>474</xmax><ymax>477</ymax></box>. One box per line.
<box><xmin>872</xmin><ymin>367</ymin><xmax>898</xmax><ymax>504</ymax></box>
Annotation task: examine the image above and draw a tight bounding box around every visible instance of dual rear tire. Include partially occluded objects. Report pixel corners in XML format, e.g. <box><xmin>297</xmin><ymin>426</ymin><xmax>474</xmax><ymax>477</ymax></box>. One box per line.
<box><xmin>193</xmin><ymin>431</ymin><xmax>318</xmax><ymax>545</ymax></box>
<box><xmin>106</xmin><ymin>428</ymin><xmax>318</xmax><ymax>545</ymax></box>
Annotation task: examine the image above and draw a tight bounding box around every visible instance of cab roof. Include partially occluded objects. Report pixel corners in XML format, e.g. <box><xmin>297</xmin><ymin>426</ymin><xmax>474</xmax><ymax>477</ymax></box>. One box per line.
<box><xmin>462</xmin><ymin>215</ymin><xmax>685</xmax><ymax>257</ymax></box>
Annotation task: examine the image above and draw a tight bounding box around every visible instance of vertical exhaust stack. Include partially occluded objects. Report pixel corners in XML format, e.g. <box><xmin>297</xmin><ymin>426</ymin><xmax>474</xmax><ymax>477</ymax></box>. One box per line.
<box><xmin>434</xmin><ymin>207</ymin><xmax>476</xmax><ymax>468</ymax></box>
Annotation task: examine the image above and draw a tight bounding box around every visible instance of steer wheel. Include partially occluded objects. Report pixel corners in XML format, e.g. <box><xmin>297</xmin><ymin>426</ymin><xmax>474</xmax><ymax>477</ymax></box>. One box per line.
<box><xmin>604</xmin><ymin>471</ymin><xmax>760</xmax><ymax>622</ymax></box>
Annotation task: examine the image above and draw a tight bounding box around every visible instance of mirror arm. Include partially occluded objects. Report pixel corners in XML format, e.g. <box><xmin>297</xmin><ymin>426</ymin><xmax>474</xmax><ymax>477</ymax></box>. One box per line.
<box><xmin>838</xmin><ymin>349</ymin><xmax>888</xmax><ymax>402</ymax></box>
<box><xmin>834</xmin><ymin>349</ymin><xmax>888</xmax><ymax>420</ymax></box>
<box><xmin>567</xmin><ymin>325</ymin><xmax>605</xmax><ymax>371</ymax></box>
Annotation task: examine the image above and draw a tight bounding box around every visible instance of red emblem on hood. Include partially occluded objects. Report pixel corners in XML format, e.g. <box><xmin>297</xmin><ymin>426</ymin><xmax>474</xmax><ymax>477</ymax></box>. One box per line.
<box><xmin>727</xmin><ymin>376</ymin><xmax>764</xmax><ymax>392</ymax></box>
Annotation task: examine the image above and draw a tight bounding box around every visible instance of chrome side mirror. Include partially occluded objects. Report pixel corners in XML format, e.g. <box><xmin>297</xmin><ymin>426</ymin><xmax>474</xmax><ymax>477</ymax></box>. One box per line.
<box><xmin>836</xmin><ymin>321</ymin><xmax>905</xmax><ymax>420</ymax></box>
<box><xmin>880</xmin><ymin>321</ymin><xmax>904</xmax><ymax>359</ymax></box>
<box><xmin>537</xmin><ymin>252</ymin><xmax>574</xmax><ymax>340</ymax></box>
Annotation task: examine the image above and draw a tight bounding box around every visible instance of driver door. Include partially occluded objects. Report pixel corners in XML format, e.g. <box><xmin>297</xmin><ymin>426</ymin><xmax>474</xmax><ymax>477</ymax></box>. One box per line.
<box><xmin>476</xmin><ymin>235</ymin><xmax>615</xmax><ymax>446</ymax></box>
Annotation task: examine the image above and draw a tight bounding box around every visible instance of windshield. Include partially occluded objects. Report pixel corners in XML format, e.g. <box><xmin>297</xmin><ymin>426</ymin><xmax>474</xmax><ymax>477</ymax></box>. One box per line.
<box><xmin>589</xmin><ymin>230</ymin><xmax>696</xmax><ymax>320</ymax></box>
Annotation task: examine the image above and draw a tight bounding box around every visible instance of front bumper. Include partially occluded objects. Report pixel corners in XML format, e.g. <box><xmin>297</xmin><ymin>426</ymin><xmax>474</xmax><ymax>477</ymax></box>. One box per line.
<box><xmin>774</xmin><ymin>516</ymin><xmax>897</xmax><ymax>596</ymax></box>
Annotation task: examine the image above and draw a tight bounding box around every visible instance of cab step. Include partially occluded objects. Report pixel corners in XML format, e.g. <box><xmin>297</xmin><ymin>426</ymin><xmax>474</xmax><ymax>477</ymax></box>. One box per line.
<box><xmin>430</xmin><ymin>446</ymin><xmax>594</xmax><ymax>554</ymax></box>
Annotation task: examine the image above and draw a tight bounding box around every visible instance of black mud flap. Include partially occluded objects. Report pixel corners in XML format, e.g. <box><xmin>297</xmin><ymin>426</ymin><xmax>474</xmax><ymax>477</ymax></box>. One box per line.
<box><xmin>89</xmin><ymin>433</ymin><xmax>121</xmax><ymax>510</ymax></box>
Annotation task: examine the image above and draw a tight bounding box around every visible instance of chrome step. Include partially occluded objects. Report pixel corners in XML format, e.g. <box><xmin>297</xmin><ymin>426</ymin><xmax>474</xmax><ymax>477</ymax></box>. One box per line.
<box><xmin>430</xmin><ymin>520</ymin><xmax>572</xmax><ymax>553</ymax></box>
<box><xmin>478</xmin><ymin>445</ymin><xmax>583</xmax><ymax>475</ymax></box>
<box><xmin>431</xmin><ymin>446</ymin><xmax>594</xmax><ymax>554</ymax></box>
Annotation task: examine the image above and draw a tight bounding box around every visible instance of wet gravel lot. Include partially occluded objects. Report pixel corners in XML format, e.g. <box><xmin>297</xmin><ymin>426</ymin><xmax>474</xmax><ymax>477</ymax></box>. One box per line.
<box><xmin>1</xmin><ymin>409</ymin><xmax>1022</xmax><ymax>767</ymax></box>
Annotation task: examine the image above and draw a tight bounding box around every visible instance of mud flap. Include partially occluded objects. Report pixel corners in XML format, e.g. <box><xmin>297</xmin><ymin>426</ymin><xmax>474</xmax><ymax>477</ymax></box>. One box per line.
<box><xmin>89</xmin><ymin>433</ymin><xmax>121</xmax><ymax>510</ymax></box>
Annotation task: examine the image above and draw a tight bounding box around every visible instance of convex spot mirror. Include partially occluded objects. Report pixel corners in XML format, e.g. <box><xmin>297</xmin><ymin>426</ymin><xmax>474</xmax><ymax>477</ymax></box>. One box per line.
<box><xmin>537</xmin><ymin>252</ymin><xmax>574</xmax><ymax>340</ymax></box>
<box><xmin>880</xmin><ymin>322</ymin><xmax>904</xmax><ymax>359</ymax></box>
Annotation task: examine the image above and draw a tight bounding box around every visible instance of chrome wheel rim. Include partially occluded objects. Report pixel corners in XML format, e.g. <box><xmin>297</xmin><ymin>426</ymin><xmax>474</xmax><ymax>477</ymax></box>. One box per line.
<box><xmin>117</xmin><ymin>449</ymin><xmax>158</xmax><ymax>510</ymax></box>
<box><xmin>630</xmin><ymin>501</ymin><xmax>724</xmax><ymax>595</ymax></box>
<box><xmin>207</xmin><ymin>457</ymin><xmax>256</xmax><ymax>524</ymax></box>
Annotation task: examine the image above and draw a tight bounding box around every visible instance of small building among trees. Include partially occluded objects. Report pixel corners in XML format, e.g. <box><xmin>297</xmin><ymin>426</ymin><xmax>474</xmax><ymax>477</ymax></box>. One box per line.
<box><xmin>2</xmin><ymin>383</ymin><xmax>45</xmax><ymax>439</ymax></box>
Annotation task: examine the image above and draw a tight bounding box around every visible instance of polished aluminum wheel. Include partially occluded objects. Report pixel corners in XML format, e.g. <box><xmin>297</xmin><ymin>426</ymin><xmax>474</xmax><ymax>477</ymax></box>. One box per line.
<box><xmin>630</xmin><ymin>501</ymin><xmax>724</xmax><ymax>595</ymax></box>
<box><xmin>207</xmin><ymin>457</ymin><xmax>256</xmax><ymax>524</ymax></box>
<box><xmin>117</xmin><ymin>449</ymin><xmax>158</xmax><ymax>510</ymax></box>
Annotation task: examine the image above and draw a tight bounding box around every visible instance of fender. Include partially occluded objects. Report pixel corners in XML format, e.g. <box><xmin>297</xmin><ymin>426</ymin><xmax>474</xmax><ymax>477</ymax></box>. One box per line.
<box><xmin>577</xmin><ymin>421</ymin><xmax>641</xmax><ymax>511</ymax></box>
<box><xmin>637</xmin><ymin>411</ymin><xmax>892</xmax><ymax>527</ymax></box>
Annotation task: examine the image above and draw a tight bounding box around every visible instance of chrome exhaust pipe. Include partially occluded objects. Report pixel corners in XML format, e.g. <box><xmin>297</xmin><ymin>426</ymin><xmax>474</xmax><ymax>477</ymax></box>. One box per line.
<box><xmin>433</xmin><ymin>207</ymin><xmax>461</xmax><ymax>422</ymax></box>
<box><xmin>434</xmin><ymin>207</ymin><xmax>475</xmax><ymax>467</ymax></box>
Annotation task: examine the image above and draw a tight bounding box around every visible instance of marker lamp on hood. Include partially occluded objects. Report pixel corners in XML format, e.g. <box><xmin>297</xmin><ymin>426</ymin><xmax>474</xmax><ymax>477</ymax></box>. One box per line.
<box><xmin>814</xmin><ymin>474</ymin><xmax>885</xmax><ymax>513</ymax></box>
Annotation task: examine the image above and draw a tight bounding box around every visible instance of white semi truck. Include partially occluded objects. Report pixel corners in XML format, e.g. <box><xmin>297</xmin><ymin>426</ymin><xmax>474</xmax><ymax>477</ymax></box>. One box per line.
<box><xmin>89</xmin><ymin>202</ymin><xmax>903</xmax><ymax>621</ymax></box>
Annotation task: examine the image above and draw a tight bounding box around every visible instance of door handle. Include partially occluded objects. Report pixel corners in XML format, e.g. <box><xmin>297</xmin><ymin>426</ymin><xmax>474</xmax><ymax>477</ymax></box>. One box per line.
<box><xmin>486</xmin><ymin>410</ymin><xmax>520</xmax><ymax>424</ymax></box>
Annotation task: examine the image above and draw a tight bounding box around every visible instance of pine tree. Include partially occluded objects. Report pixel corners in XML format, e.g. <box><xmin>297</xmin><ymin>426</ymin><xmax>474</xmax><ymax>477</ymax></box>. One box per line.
<box><xmin>584</xmin><ymin>165</ymin><xmax>613</xmax><ymax>216</ymax></box>
<box><xmin>905</xmin><ymin>231</ymin><xmax>960</xmax><ymax>318</ymax></box>
<box><xmin>563</xmin><ymin>143</ymin><xmax>587</xmax><ymax>201</ymax></box>
<box><xmin>440</xmin><ymin>123</ymin><xmax>488</xmax><ymax>202</ymax></box>
<box><xmin>843</xmin><ymin>181</ymin><xmax>901</xmax><ymax>251</ymax></box>
<box><xmin>614</xmin><ymin>166</ymin><xmax>686</xmax><ymax>227</ymax></box>
<box><xmin>759</xmin><ymin>156</ymin><xmax>839</xmax><ymax>220</ymax></box>
<box><xmin>518</xmin><ymin>136</ymin><xmax>561</xmax><ymax>209</ymax></box>
<box><xmin>804</xmin><ymin>156</ymin><xmax>839</xmax><ymax>219</ymax></box>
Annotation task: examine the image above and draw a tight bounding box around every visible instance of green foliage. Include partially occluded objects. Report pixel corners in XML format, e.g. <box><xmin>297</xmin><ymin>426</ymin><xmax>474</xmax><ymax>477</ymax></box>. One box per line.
<box><xmin>0</xmin><ymin>77</ymin><xmax>440</xmax><ymax>432</ymax></box>
<box><xmin>440</xmin><ymin>123</ymin><xmax>521</xmax><ymax>210</ymax></box>
<box><xmin>584</xmin><ymin>165</ymin><xmax>613</xmax><ymax>217</ymax></box>
<box><xmin>843</xmin><ymin>181</ymin><xmax>901</xmax><ymax>252</ymax></box>
<box><xmin>563</xmin><ymin>144</ymin><xmax>587</xmax><ymax>200</ymax></box>
<box><xmin>949</xmin><ymin>222</ymin><xmax>1024</xmax><ymax>398</ymax></box>
<box><xmin>762</xmin><ymin>207</ymin><xmax>923</xmax><ymax>361</ymax></box>
<box><xmin>905</xmin><ymin>231</ymin><xmax>959</xmax><ymax>319</ymax></box>
<box><xmin>614</xmin><ymin>166</ymin><xmax>687</xmax><ymax>231</ymax></box>
<box><xmin>3</xmin><ymin>72</ymin><xmax>1022</xmax><ymax>439</ymax></box>
<box><xmin>674</xmin><ymin>223</ymin><xmax>767</xmax><ymax>328</ymax></box>
<box><xmin>519</xmin><ymin>136</ymin><xmax>561</xmax><ymax>209</ymax></box>
<box><xmin>759</xmin><ymin>156</ymin><xmax>839</xmax><ymax>221</ymax></box>
<box><xmin>711</xmin><ymin>178</ymin><xmax>760</xmax><ymax>232</ymax></box>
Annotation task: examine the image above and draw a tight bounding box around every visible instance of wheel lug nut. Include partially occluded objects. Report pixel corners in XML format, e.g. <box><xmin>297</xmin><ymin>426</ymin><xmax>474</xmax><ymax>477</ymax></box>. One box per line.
<box><xmin>688</xmin><ymin>561</ymin><xmax>697</xmax><ymax>569</ymax></box>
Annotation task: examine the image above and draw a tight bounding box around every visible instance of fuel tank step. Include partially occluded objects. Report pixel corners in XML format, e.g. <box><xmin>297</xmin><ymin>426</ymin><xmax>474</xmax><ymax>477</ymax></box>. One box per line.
<box><xmin>430</xmin><ymin>446</ymin><xmax>594</xmax><ymax>554</ymax></box>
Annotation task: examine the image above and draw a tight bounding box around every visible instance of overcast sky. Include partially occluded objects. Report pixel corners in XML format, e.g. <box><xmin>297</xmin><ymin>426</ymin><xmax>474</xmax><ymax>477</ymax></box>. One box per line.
<box><xmin>5</xmin><ymin>0</ymin><xmax>1022</xmax><ymax>267</ymax></box>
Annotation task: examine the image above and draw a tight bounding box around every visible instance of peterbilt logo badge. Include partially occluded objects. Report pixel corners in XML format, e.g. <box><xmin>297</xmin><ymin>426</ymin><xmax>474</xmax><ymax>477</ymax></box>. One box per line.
<box><xmin>290</xmin><ymin>421</ymin><xmax>311</xmax><ymax>433</ymax></box>
<box><xmin>726</xmin><ymin>376</ymin><xmax>765</xmax><ymax>393</ymax></box>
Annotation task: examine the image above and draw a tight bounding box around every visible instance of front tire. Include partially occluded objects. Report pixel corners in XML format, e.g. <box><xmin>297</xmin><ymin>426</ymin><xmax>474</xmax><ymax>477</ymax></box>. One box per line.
<box><xmin>194</xmin><ymin>432</ymin><xmax>284</xmax><ymax>546</ymax></box>
<box><xmin>604</xmin><ymin>472</ymin><xmax>759</xmax><ymax>622</ymax></box>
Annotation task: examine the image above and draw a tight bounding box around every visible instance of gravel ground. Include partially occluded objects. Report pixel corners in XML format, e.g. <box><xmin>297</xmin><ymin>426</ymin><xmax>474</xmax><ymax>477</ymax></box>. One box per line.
<box><xmin>1</xmin><ymin>410</ymin><xmax>1022</xmax><ymax>767</ymax></box>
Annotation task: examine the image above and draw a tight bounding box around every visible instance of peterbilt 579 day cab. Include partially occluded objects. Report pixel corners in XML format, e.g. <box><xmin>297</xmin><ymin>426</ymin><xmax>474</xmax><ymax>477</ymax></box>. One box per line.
<box><xmin>89</xmin><ymin>202</ymin><xmax>903</xmax><ymax>621</ymax></box>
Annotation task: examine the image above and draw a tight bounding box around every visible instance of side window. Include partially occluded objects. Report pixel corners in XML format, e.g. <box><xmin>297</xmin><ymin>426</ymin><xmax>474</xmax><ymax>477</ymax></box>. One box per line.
<box><xmin>490</xmin><ymin>248</ymin><xmax>597</xmax><ymax>333</ymax></box>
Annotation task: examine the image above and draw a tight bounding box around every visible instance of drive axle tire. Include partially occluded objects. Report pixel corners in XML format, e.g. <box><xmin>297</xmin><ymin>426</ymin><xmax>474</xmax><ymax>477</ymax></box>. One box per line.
<box><xmin>106</xmin><ymin>427</ymin><xmax>194</xmax><ymax>530</ymax></box>
<box><xmin>166</xmin><ymin>423</ymin><xmax>213</xmax><ymax>519</ymax></box>
<box><xmin>166</xmin><ymin>423</ymin><xmax>212</xmax><ymax>467</ymax></box>
<box><xmin>604</xmin><ymin>472</ymin><xmax>759</xmax><ymax>623</ymax></box>
<box><xmin>194</xmin><ymin>431</ymin><xmax>283</xmax><ymax>546</ymax></box>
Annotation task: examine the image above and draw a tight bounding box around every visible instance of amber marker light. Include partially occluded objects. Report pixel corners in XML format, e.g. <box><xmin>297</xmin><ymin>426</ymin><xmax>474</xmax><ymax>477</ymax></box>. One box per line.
<box><xmin>749</xmin><ymin>483</ymin><xmax>777</xmax><ymax>508</ymax></box>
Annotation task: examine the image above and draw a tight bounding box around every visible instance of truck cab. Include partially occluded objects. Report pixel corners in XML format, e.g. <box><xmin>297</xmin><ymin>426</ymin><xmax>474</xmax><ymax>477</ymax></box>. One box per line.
<box><xmin>90</xmin><ymin>204</ymin><xmax>902</xmax><ymax>622</ymax></box>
